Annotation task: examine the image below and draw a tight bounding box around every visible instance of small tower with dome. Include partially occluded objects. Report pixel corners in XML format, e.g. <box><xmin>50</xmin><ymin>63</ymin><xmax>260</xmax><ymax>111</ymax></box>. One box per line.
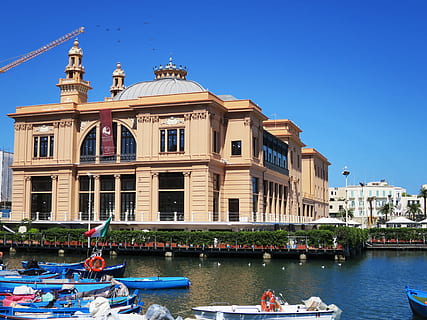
<box><xmin>56</xmin><ymin>39</ymin><xmax>92</xmax><ymax>103</ymax></box>
<box><xmin>110</xmin><ymin>62</ymin><xmax>126</xmax><ymax>98</ymax></box>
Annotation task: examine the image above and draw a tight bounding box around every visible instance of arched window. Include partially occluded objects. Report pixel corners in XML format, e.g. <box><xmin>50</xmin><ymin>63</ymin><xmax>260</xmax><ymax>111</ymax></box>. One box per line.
<box><xmin>80</xmin><ymin>123</ymin><xmax>136</xmax><ymax>163</ymax></box>
<box><xmin>121</xmin><ymin>126</ymin><xmax>136</xmax><ymax>161</ymax></box>
<box><xmin>80</xmin><ymin>127</ymin><xmax>96</xmax><ymax>162</ymax></box>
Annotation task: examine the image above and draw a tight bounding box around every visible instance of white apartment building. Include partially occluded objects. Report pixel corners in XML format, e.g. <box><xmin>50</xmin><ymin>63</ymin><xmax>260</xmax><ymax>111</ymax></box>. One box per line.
<box><xmin>329</xmin><ymin>180</ymin><xmax>406</xmax><ymax>226</ymax></box>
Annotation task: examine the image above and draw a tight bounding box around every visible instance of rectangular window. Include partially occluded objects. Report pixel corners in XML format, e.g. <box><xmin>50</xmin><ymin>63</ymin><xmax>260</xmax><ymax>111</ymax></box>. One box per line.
<box><xmin>34</xmin><ymin>137</ymin><xmax>38</xmax><ymax>157</ymax></box>
<box><xmin>228</xmin><ymin>198</ymin><xmax>240</xmax><ymax>222</ymax></box>
<box><xmin>49</xmin><ymin>136</ymin><xmax>54</xmax><ymax>157</ymax></box>
<box><xmin>159</xmin><ymin>172</ymin><xmax>184</xmax><ymax>189</ymax></box>
<box><xmin>40</xmin><ymin>137</ymin><xmax>48</xmax><ymax>157</ymax></box>
<box><xmin>160</xmin><ymin>130</ymin><xmax>166</xmax><ymax>152</ymax></box>
<box><xmin>101</xmin><ymin>175</ymin><xmax>115</xmax><ymax>191</ymax></box>
<box><xmin>33</xmin><ymin>136</ymin><xmax>54</xmax><ymax>158</ymax></box>
<box><xmin>159</xmin><ymin>172</ymin><xmax>184</xmax><ymax>221</ymax></box>
<box><xmin>179</xmin><ymin>129</ymin><xmax>185</xmax><ymax>152</ymax></box>
<box><xmin>31</xmin><ymin>176</ymin><xmax>52</xmax><ymax>221</ymax></box>
<box><xmin>160</xmin><ymin>129</ymin><xmax>185</xmax><ymax>152</ymax></box>
<box><xmin>121</xmin><ymin>174</ymin><xmax>136</xmax><ymax>191</ymax></box>
<box><xmin>231</xmin><ymin>140</ymin><xmax>242</xmax><ymax>155</ymax></box>
<box><xmin>120</xmin><ymin>174</ymin><xmax>136</xmax><ymax>221</ymax></box>
<box><xmin>168</xmin><ymin>129</ymin><xmax>177</xmax><ymax>152</ymax></box>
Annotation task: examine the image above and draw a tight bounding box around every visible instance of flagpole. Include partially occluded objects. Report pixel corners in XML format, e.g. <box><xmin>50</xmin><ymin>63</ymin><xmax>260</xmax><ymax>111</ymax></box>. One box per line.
<box><xmin>87</xmin><ymin>173</ymin><xmax>92</xmax><ymax>249</ymax></box>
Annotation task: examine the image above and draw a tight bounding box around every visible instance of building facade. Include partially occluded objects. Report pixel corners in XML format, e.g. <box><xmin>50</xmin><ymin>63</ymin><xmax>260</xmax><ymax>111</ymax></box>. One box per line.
<box><xmin>329</xmin><ymin>181</ymin><xmax>406</xmax><ymax>227</ymax></box>
<box><xmin>8</xmin><ymin>40</ymin><xmax>330</xmax><ymax>231</ymax></box>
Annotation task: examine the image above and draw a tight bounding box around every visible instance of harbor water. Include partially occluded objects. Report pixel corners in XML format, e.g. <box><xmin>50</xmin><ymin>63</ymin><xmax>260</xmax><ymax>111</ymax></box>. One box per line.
<box><xmin>4</xmin><ymin>250</ymin><xmax>427</xmax><ymax>320</ymax></box>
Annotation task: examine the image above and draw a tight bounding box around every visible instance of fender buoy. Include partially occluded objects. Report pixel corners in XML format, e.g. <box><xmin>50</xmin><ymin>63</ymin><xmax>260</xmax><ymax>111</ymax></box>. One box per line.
<box><xmin>260</xmin><ymin>290</ymin><xmax>277</xmax><ymax>312</ymax></box>
<box><xmin>89</xmin><ymin>256</ymin><xmax>105</xmax><ymax>272</ymax></box>
<box><xmin>83</xmin><ymin>258</ymin><xmax>91</xmax><ymax>271</ymax></box>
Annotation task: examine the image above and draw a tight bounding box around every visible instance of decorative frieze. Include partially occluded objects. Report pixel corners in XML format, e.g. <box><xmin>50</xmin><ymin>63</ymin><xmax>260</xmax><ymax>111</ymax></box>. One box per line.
<box><xmin>161</xmin><ymin>116</ymin><xmax>184</xmax><ymax>125</ymax></box>
<box><xmin>14</xmin><ymin>123</ymin><xmax>28</xmax><ymax>131</ymax></box>
<box><xmin>137</xmin><ymin>115</ymin><xmax>159</xmax><ymax>123</ymax></box>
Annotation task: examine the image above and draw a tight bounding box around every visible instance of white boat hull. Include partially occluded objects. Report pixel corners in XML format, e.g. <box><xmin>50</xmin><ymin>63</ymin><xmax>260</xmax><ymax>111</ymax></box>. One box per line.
<box><xmin>192</xmin><ymin>304</ymin><xmax>336</xmax><ymax>320</ymax></box>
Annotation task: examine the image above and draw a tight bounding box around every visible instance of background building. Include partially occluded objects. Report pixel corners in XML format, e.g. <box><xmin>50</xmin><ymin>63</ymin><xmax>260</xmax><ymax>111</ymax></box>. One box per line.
<box><xmin>329</xmin><ymin>180</ymin><xmax>406</xmax><ymax>227</ymax></box>
<box><xmin>0</xmin><ymin>151</ymin><xmax>13</xmax><ymax>211</ymax></box>
<box><xmin>8</xmin><ymin>41</ymin><xmax>330</xmax><ymax>231</ymax></box>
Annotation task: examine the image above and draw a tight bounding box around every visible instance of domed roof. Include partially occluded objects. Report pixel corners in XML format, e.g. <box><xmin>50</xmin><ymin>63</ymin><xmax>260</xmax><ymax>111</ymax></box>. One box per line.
<box><xmin>113</xmin><ymin>58</ymin><xmax>206</xmax><ymax>101</ymax></box>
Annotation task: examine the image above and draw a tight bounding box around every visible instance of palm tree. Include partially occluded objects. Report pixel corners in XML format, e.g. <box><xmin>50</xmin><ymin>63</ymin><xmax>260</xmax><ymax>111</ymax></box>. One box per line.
<box><xmin>418</xmin><ymin>187</ymin><xmax>427</xmax><ymax>219</ymax></box>
<box><xmin>378</xmin><ymin>203</ymin><xmax>394</xmax><ymax>223</ymax></box>
<box><xmin>367</xmin><ymin>196</ymin><xmax>376</xmax><ymax>228</ymax></box>
<box><xmin>336</xmin><ymin>208</ymin><xmax>354</xmax><ymax>221</ymax></box>
<box><xmin>406</xmin><ymin>203</ymin><xmax>422</xmax><ymax>221</ymax></box>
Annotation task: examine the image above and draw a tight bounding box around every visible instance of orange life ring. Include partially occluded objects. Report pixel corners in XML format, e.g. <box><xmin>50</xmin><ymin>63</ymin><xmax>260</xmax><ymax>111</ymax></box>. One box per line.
<box><xmin>83</xmin><ymin>258</ymin><xmax>92</xmax><ymax>271</ymax></box>
<box><xmin>89</xmin><ymin>256</ymin><xmax>105</xmax><ymax>272</ymax></box>
<box><xmin>260</xmin><ymin>290</ymin><xmax>277</xmax><ymax>312</ymax></box>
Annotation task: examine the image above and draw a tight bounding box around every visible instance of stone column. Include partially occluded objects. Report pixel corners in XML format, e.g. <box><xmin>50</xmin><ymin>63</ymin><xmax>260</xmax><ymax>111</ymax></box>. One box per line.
<box><xmin>51</xmin><ymin>175</ymin><xmax>58</xmax><ymax>221</ymax></box>
<box><xmin>24</xmin><ymin>176</ymin><xmax>31</xmax><ymax>220</ymax></box>
<box><xmin>184</xmin><ymin>171</ymin><xmax>191</xmax><ymax>221</ymax></box>
<box><xmin>94</xmin><ymin>175</ymin><xmax>100</xmax><ymax>221</ymax></box>
<box><xmin>114</xmin><ymin>174</ymin><xmax>121</xmax><ymax>220</ymax></box>
<box><xmin>151</xmin><ymin>173</ymin><xmax>159</xmax><ymax>221</ymax></box>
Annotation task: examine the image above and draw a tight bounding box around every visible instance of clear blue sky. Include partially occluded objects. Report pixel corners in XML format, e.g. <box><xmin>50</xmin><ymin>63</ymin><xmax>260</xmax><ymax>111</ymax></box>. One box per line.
<box><xmin>1</xmin><ymin>0</ymin><xmax>426</xmax><ymax>195</ymax></box>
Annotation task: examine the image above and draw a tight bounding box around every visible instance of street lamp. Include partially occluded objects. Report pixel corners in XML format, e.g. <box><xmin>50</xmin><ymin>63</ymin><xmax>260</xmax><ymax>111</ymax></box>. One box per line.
<box><xmin>87</xmin><ymin>173</ymin><xmax>92</xmax><ymax>248</ymax></box>
<box><xmin>342</xmin><ymin>167</ymin><xmax>350</xmax><ymax>226</ymax></box>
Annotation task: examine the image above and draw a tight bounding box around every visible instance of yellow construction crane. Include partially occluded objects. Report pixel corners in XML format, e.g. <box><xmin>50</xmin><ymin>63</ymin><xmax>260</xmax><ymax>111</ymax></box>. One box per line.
<box><xmin>0</xmin><ymin>27</ymin><xmax>84</xmax><ymax>73</ymax></box>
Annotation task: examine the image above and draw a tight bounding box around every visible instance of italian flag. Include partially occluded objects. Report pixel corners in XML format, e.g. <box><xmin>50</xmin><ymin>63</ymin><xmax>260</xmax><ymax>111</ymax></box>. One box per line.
<box><xmin>84</xmin><ymin>216</ymin><xmax>111</xmax><ymax>238</ymax></box>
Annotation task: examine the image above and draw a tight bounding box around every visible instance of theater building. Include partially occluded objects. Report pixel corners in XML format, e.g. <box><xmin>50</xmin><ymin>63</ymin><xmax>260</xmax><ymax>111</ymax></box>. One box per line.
<box><xmin>8</xmin><ymin>40</ymin><xmax>329</xmax><ymax>231</ymax></box>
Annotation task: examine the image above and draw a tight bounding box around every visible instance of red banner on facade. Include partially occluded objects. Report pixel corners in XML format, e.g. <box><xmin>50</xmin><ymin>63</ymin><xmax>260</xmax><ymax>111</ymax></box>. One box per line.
<box><xmin>100</xmin><ymin>109</ymin><xmax>115</xmax><ymax>156</ymax></box>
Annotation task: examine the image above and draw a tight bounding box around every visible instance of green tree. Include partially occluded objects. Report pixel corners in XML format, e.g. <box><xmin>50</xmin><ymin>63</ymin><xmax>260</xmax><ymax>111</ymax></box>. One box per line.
<box><xmin>406</xmin><ymin>202</ymin><xmax>422</xmax><ymax>221</ymax></box>
<box><xmin>378</xmin><ymin>203</ymin><xmax>394</xmax><ymax>223</ymax></box>
<box><xmin>418</xmin><ymin>187</ymin><xmax>427</xmax><ymax>219</ymax></box>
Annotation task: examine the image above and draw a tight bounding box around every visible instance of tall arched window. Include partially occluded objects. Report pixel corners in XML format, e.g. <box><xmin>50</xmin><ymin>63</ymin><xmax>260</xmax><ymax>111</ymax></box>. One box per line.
<box><xmin>121</xmin><ymin>126</ymin><xmax>136</xmax><ymax>161</ymax></box>
<box><xmin>80</xmin><ymin>127</ymin><xmax>96</xmax><ymax>162</ymax></box>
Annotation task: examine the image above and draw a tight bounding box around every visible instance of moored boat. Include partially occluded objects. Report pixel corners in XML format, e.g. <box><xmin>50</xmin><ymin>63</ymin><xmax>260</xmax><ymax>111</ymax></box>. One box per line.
<box><xmin>65</xmin><ymin>261</ymin><xmax>126</xmax><ymax>279</ymax></box>
<box><xmin>406</xmin><ymin>285</ymin><xmax>427</xmax><ymax>317</ymax></box>
<box><xmin>0</xmin><ymin>297</ymin><xmax>144</xmax><ymax>319</ymax></box>
<box><xmin>21</xmin><ymin>260</ymin><xmax>85</xmax><ymax>274</ymax></box>
<box><xmin>0</xmin><ymin>276</ymin><xmax>112</xmax><ymax>293</ymax></box>
<box><xmin>192</xmin><ymin>290</ymin><xmax>341</xmax><ymax>320</ymax></box>
<box><xmin>114</xmin><ymin>276</ymin><xmax>190</xmax><ymax>290</ymax></box>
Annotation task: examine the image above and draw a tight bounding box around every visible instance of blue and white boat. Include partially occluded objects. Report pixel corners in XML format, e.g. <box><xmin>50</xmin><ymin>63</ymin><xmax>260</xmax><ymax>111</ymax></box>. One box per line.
<box><xmin>406</xmin><ymin>285</ymin><xmax>427</xmax><ymax>317</ymax></box>
<box><xmin>114</xmin><ymin>276</ymin><xmax>190</xmax><ymax>289</ymax></box>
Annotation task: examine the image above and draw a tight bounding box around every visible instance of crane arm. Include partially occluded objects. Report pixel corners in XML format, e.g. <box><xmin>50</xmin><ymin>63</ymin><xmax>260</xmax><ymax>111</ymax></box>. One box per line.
<box><xmin>0</xmin><ymin>27</ymin><xmax>84</xmax><ymax>73</ymax></box>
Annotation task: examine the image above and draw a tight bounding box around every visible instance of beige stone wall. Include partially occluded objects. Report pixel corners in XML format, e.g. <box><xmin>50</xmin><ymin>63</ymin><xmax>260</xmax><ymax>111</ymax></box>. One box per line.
<box><xmin>301</xmin><ymin>148</ymin><xmax>330</xmax><ymax>219</ymax></box>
